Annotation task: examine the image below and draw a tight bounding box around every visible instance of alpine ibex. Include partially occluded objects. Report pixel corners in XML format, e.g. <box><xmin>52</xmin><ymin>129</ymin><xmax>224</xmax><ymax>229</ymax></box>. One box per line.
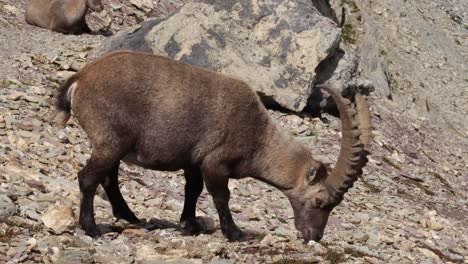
<box><xmin>25</xmin><ymin>0</ymin><xmax>103</xmax><ymax>34</ymax></box>
<box><xmin>54</xmin><ymin>51</ymin><xmax>372</xmax><ymax>242</ymax></box>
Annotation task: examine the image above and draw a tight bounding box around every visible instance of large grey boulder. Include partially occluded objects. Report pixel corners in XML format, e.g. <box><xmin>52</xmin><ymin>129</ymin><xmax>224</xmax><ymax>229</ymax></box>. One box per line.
<box><xmin>94</xmin><ymin>0</ymin><xmax>342</xmax><ymax>111</ymax></box>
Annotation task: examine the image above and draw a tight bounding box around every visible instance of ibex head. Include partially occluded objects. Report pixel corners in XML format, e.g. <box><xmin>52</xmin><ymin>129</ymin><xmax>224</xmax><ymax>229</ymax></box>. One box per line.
<box><xmin>287</xmin><ymin>87</ymin><xmax>372</xmax><ymax>242</ymax></box>
<box><xmin>87</xmin><ymin>0</ymin><xmax>103</xmax><ymax>12</ymax></box>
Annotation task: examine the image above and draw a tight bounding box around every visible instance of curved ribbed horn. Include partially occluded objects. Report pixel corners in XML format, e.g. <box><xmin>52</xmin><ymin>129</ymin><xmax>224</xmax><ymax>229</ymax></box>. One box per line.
<box><xmin>318</xmin><ymin>86</ymin><xmax>372</xmax><ymax>203</ymax></box>
<box><xmin>355</xmin><ymin>93</ymin><xmax>372</xmax><ymax>152</ymax></box>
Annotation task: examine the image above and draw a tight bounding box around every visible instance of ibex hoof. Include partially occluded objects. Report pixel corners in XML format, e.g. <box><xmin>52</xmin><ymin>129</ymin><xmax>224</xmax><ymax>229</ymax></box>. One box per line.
<box><xmin>114</xmin><ymin>211</ymin><xmax>140</xmax><ymax>224</ymax></box>
<box><xmin>180</xmin><ymin>219</ymin><xmax>201</xmax><ymax>236</ymax></box>
<box><xmin>81</xmin><ymin>224</ymin><xmax>100</xmax><ymax>238</ymax></box>
<box><xmin>225</xmin><ymin>228</ymin><xmax>245</xmax><ymax>242</ymax></box>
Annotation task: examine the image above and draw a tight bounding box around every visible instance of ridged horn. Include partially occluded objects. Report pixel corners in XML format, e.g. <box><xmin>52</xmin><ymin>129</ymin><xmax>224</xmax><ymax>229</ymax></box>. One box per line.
<box><xmin>355</xmin><ymin>93</ymin><xmax>372</xmax><ymax>152</ymax></box>
<box><xmin>317</xmin><ymin>85</ymin><xmax>372</xmax><ymax>202</ymax></box>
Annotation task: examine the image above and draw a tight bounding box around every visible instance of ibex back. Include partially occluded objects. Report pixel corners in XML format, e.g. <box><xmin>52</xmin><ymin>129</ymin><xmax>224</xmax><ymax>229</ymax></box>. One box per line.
<box><xmin>25</xmin><ymin>0</ymin><xmax>103</xmax><ymax>34</ymax></box>
<box><xmin>55</xmin><ymin>51</ymin><xmax>372</xmax><ymax>242</ymax></box>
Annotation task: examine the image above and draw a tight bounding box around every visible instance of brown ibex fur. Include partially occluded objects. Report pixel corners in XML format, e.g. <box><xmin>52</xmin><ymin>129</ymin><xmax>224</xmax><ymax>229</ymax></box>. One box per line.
<box><xmin>54</xmin><ymin>51</ymin><xmax>372</xmax><ymax>242</ymax></box>
<box><xmin>25</xmin><ymin>0</ymin><xmax>103</xmax><ymax>34</ymax></box>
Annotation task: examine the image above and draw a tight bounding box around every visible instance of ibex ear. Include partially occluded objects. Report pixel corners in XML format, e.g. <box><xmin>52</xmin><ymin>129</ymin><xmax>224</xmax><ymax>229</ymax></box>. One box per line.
<box><xmin>308</xmin><ymin>163</ymin><xmax>328</xmax><ymax>185</ymax></box>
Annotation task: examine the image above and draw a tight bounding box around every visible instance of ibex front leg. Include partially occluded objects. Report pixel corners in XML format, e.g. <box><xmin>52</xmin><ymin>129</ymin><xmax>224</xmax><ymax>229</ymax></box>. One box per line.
<box><xmin>180</xmin><ymin>167</ymin><xmax>204</xmax><ymax>236</ymax></box>
<box><xmin>202</xmin><ymin>160</ymin><xmax>244</xmax><ymax>241</ymax></box>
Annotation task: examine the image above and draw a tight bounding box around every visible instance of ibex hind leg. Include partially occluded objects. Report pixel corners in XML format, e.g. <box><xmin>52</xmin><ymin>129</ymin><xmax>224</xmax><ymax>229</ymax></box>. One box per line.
<box><xmin>100</xmin><ymin>163</ymin><xmax>140</xmax><ymax>224</ymax></box>
<box><xmin>180</xmin><ymin>167</ymin><xmax>204</xmax><ymax>236</ymax></box>
<box><xmin>78</xmin><ymin>154</ymin><xmax>117</xmax><ymax>236</ymax></box>
<box><xmin>78</xmin><ymin>147</ymin><xmax>137</xmax><ymax>236</ymax></box>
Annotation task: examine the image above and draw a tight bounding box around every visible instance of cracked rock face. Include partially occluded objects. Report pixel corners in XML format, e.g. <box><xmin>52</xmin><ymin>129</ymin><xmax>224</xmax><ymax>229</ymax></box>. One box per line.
<box><xmin>95</xmin><ymin>0</ymin><xmax>342</xmax><ymax>111</ymax></box>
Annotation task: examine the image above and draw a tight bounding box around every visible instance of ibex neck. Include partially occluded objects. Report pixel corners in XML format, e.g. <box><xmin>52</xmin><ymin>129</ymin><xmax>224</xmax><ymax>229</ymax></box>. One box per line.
<box><xmin>253</xmin><ymin>119</ymin><xmax>312</xmax><ymax>191</ymax></box>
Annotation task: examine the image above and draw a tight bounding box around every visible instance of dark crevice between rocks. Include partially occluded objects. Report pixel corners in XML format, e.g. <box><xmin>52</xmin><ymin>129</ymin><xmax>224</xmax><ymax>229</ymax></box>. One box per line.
<box><xmin>304</xmin><ymin>48</ymin><xmax>347</xmax><ymax>118</ymax></box>
<box><xmin>257</xmin><ymin>92</ymin><xmax>293</xmax><ymax>114</ymax></box>
<box><xmin>429</xmin><ymin>171</ymin><xmax>456</xmax><ymax>196</ymax></box>
<box><xmin>311</xmin><ymin>0</ymin><xmax>341</xmax><ymax>26</ymax></box>
<box><xmin>418</xmin><ymin>242</ymin><xmax>464</xmax><ymax>264</ymax></box>
<box><xmin>400</xmin><ymin>179</ymin><xmax>435</xmax><ymax>196</ymax></box>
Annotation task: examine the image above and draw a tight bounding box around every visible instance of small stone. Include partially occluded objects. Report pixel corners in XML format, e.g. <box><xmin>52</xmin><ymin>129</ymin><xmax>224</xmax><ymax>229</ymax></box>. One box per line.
<box><xmin>416</xmin><ymin>248</ymin><xmax>442</xmax><ymax>262</ymax></box>
<box><xmin>70</xmin><ymin>61</ymin><xmax>83</xmax><ymax>71</ymax></box>
<box><xmin>353</xmin><ymin>231</ymin><xmax>369</xmax><ymax>242</ymax></box>
<box><xmin>6</xmin><ymin>247</ymin><xmax>16</xmax><ymax>257</ymax></box>
<box><xmin>27</xmin><ymin>238</ymin><xmax>38</xmax><ymax>250</ymax></box>
<box><xmin>7</xmin><ymin>91</ymin><xmax>25</xmax><ymax>100</ymax></box>
<box><xmin>17</xmin><ymin>130</ymin><xmax>40</xmax><ymax>140</ymax></box>
<box><xmin>56</xmin><ymin>71</ymin><xmax>75</xmax><ymax>80</ymax></box>
<box><xmin>122</xmin><ymin>228</ymin><xmax>146</xmax><ymax>236</ymax></box>
<box><xmin>286</xmin><ymin>115</ymin><xmax>303</xmax><ymax>126</ymax></box>
<box><xmin>0</xmin><ymin>195</ymin><xmax>16</xmax><ymax>217</ymax></box>
<box><xmin>41</xmin><ymin>204</ymin><xmax>76</xmax><ymax>233</ymax></box>
<box><xmin>3</xmin><ymin>4</ymin><xmax>20</xmax><ymax>15</ymax></box>
<box><xmin>400</xmin><ymin>240</ymin><xmax>415</xmax><ymax>251</ymax></box>
<box><xmin>23</xmin><ymin>95</ymin><xmax>41</xmax><ymax>103</ymax></box>
<box><xmin>306</xmin><ymin>240</ymin><xmax>327</xmax><ymax>255</ymax></box>
<box><xmin>260</xmin><ymin>234</ymin><xmax>286</xmax><ymax>246</ymax></box>
<box><xmin>367</xmin><ymin>231</ymin><xmax>381</xmax><ymax>248</ymax></box>
<box><xmin>209</xmin><ymin>259</ymin><xmax>234</xmax><ymax>264</ymax></box>
<box><xmin>130</xmin><ymin>0</ymin><xmax>153</xmax><ymax>10</ymax></box>
<box><xmin>427</xmin><ymin>219</ymin><xmax>444</xmax><ymax>231</ymax></box>
<box><xmin>420</xmin><ymin>218</ymin><xmax>428</xmax><ymax>228</ymax></box>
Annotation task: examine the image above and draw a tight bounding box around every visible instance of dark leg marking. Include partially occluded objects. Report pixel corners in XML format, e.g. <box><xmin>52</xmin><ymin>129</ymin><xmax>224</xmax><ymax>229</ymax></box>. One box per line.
<box><xmin>202</xmin><ymin>161</ymin><xmax>244</xmax><ymax>241</ymax></box>
<box><xmin>180</xmin><ymin>167</ymin><xmax>204</xmax><ymax>236</ymax></box>
<box><xmin>100</xmin><ymin>163</ymin><xmax>139</xmax><ymax>224</ymax></box>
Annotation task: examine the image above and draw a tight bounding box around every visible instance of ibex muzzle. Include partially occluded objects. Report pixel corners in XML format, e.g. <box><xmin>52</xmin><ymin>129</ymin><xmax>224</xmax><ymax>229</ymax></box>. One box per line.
<box><xmin>54</xmin><ymin>51</ymin><xmax>371</xmax><ymax>242</ymax></box>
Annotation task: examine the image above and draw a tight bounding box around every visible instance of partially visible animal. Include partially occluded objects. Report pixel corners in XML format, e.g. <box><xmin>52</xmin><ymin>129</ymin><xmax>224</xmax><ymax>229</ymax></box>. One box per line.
<box><xmin>25</xmin><ymin>0</ymin><xmax>103</xmax><ymax>34</ymax></box>
<box><xmin>54</xmin><ymin>50</ymin><xmax>372</xmax><ymax>242</ymax></box>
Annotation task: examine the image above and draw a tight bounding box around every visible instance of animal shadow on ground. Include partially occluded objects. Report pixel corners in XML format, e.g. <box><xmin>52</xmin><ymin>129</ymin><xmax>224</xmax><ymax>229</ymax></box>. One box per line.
<box><xmin>95</xmin><ymin>28</ymin><xmax>113</xmax><ymax>37</ymax></box>
<box><xmin>94</xmin><ymin>217</ymin><xmax>222</xmax><ymax>236</ymax></box>
<box><xmin>94</xmin><ymin>217</ymin><xmax>265</xmax><ymax>242</ymax></box>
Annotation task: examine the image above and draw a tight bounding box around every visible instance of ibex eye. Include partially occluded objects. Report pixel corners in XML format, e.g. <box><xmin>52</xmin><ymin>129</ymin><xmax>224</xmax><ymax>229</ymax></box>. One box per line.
<box><xmin>315</xmin><ymin>197</ymin><xmax>323</xmax><ymax>207</ymax></box>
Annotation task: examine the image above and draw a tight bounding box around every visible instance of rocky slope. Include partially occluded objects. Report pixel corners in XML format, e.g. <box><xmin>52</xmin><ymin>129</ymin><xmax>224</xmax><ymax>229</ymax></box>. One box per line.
<box><xmin>0</xmin><ymin>0</ymin><xmax>467</xmax><ymax>263</ymax></box>
<box><xmin>337</xmin><ymin>0</ymin><xmax>468</xmax><ymax>136</ymax></box>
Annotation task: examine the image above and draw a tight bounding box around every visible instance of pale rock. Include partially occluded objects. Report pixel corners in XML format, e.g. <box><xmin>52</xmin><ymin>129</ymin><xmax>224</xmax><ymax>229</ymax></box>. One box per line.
<box><xmin>260</xmin><ymin>234</ymin><xmax>286</xmax><ymax>246</ymax></box>
<box><xmin>3</xmin><ymin>4</ymin><xmax>20</xmax><ymax>15</ymax></box>
<box><xmin>307</xmin><ymin>240</ymin><xmax>327</xmax><ymax>255</ymax></box>
<box><xmin>366</xmin><ymin>231</ymin><xmax>381</xmax><ymax>248</ymax></box>
<box><xmin>427</xmin><ymin>219</ymin><xmax>444</xmax><ymax>231</ymax></box>
<box><xmin>7</xmin><ymin>91</ymin><xmax>26</xmax><ymax>101</ymax></box>
<box><xmin>130</xmin><ymin>0</ymin><xmax>153</xmax><ymax>10</ymax></box>
<box><xmin>0</xmin><ymin>195</ymin><xmax>16</xmax><ymax>217</ymax></box>
<box><xmin>56</xmin><ymin>71</ymin><xmax>75</xmax><ymax>80</ymax></box>
<box><xmin>420</xmin><ymin>218</ymin><xmax>428</xmax><ymax>228</ymax></box>
<box><xmin>416</xmin><ymin>248</ymin><xmax>442</xmax><ymax>263</ymax></box>
<box><xmin>353</xmin><ymin>231</ymin><xmax>369</xmax><ymax>242</ymax></box>
<box><xmin>94</xmin><ymin>237</ymin><xmax>133</xmax><ymax>264</ymax></box>
<box><xmin>390</xmin><ymin>151</ymin><xmax>405</xmax><ymax>163</ymax></box>
<box><xmin>286</xmin><ymin>115</ymin><xmax>303</xmax><ymax>126</ymax></box>
<box><xmin>41</xmin><ymin>204</ymin><xmax>76</xmax><ymax>233</ymax></box>
<box><xmin>6</xmin><ymin>247</ymin><xmax>16</xmax><ymax>257</ymax></box>
<box><xmin>122</xmin><ymin>228</ymin><xmax>146</xmax><ymax>236</ymax></box>
<box><xmin>208</xmin><ymin>259</ymin><xmax>234</xmax><ymax>264</ymax></box>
